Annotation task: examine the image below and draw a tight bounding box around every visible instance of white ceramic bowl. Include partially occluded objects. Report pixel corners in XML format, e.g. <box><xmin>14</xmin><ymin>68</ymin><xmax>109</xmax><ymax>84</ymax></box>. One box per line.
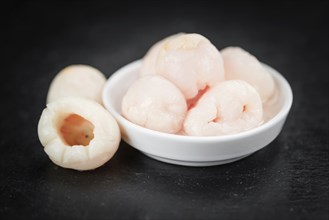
<box><xmin>102</xmin><ymin>60</ymin><xmax>293</xmax><ymax>166</ymax></box>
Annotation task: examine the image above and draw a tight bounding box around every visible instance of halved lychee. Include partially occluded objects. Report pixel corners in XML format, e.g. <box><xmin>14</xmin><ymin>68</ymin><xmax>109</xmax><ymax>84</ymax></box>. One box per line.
<box><xmin>47</xmin><ymin>65</ymin><xmax>106</xmax><ymax>104</ymax></box>
<box><xmin>38</xmin><ymin>97</ymin><xmax>120</xmax><ymax>171</ymax></box>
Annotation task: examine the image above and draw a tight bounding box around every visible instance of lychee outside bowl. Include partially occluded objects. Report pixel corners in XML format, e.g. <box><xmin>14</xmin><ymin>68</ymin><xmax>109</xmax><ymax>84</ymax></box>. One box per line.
<box><xmin>102</xmin><ymin>60</ymin><xmax>293</xmax><ymax>166</ymax></box>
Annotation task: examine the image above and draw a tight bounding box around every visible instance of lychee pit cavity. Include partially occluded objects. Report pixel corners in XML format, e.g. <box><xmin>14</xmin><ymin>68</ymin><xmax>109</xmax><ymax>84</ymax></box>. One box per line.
<box><xmin>59</xmin><ymin>114</ymin><xmax>95</xmax><ymax>146</ymax></box>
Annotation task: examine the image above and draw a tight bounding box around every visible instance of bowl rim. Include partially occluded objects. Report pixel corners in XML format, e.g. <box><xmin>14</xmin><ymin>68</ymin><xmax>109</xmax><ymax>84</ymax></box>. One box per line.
<box><xmin>102</xmin><ymin>59</ymin><xmax>293</xmax><ymax>143</ymax></box>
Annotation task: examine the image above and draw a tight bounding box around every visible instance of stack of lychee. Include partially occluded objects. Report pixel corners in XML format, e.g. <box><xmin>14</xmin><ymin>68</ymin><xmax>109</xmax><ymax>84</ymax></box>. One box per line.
<box><xmin>38</xmin><ymin>33</ymin><xmax>276</xmax><ymax>171</ymax></box>
<box><xmin>122</xmin><ymin>33</ymin><xmax>276</xmax><ymax>136</ymax></box>
<box><xmin>38</xmin><ymin>65</ymin><xmax>120</xmax><ymax>171</ymax></box>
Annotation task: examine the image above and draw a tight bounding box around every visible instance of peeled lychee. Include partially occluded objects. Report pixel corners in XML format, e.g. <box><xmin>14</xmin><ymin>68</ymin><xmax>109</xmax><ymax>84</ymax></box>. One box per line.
<box><xmin>122</xmin><ymin>75</ymin><xmax>187</xmax><ymax>134</ymax></box>
<box><xmin>183</xmin><ymin>80</ymin><xmax>263</xmax><ymax>136</ymax></box>
<box><xmin>221</xmin><ymin>47</ymin><xmax>275</xmax><ymax>102</ymax></box>
<box><xmin>140</xmin><ymin>33</ymin><xmax>225</xmax><ymax>100</ymax></box>
<box><xmin>38</xmin><ymin>97</ymin><xmax>120</xmax><ymax>171</ymax></box>
<box><xmin>140</xmin><ymin>33</ymin><xmax>183</xmax><ymax>76</ymax></box>
<box><xmin>47</xmin><ymin>65</ymin><xmax>106</xmax><ymax>104</ymax></box>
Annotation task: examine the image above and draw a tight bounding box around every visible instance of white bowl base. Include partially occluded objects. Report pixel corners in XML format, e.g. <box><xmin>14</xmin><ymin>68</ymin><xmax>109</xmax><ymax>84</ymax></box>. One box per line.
<box><xmin>143</xmin><ymin>152</ymin><xmax>252</xmax><ymax>167</ymax></box>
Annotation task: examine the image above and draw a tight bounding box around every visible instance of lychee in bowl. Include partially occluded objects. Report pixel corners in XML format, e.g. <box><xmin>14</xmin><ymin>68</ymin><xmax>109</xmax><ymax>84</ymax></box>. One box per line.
<box><xmin>102</xmin><ymin>60</ymin><xmax>293</xmax><ymax>166</ymax></box>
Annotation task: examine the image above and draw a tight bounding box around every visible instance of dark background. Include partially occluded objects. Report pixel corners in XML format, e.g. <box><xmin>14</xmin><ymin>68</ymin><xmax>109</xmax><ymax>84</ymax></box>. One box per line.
<box><xmin>1</xmin><ymin>1</ymin><xmax>328</xmax><ymax>219</ymax></box>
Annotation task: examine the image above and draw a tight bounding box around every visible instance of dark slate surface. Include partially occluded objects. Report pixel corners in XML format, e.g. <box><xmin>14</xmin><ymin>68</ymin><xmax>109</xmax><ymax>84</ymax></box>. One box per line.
<box><xmin>1</xmin><ymin>1</ymin><xmax>328</xmax><ymax>219</ymax></box>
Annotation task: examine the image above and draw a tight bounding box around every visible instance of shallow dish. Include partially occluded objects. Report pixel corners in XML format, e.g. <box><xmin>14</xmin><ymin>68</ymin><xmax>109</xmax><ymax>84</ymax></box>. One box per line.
<box><xmin>102</xmin><ymin>60</ymin><xmax>293</xmax><ymax>166</ymax></box>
